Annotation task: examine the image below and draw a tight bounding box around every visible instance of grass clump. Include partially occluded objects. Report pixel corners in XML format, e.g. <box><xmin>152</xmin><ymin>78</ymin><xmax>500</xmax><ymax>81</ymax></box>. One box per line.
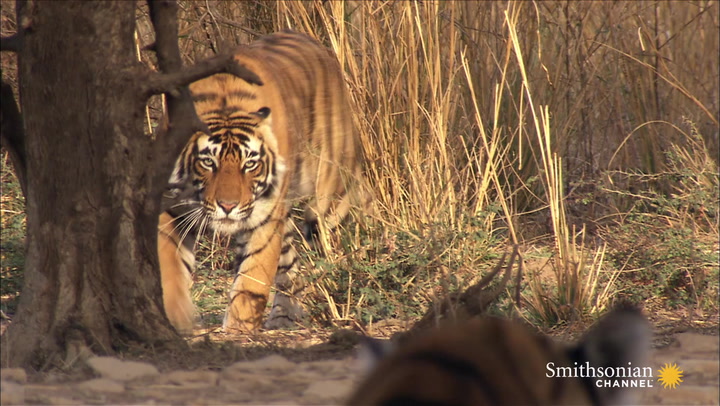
<box><xmin>304</xmin><ymin>218</ymin><xmax>502</xmax><ymax>327</ymax></box>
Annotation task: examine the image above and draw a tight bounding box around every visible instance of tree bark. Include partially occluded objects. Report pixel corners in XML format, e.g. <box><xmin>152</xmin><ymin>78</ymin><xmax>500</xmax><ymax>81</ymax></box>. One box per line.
<box><xmin>1</xmin><ymin>1</ymin><xmax>180</xmax><ymax>369</ymax></box>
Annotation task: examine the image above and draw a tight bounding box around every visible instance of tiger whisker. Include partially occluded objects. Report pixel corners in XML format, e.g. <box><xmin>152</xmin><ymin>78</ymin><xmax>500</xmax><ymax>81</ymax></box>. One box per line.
<box><xmin>167</xmin><ymin>208</ymin><xmax>203</xmax><ymax>256</ymax></box>
<box><xmin>167</xmin><ymin>201</ymin><xmax>200</xmax><ymax>210</ymax></box>
<box><xmin>177</xmin><ymin>210</ymin><xmax>203</xmax><ymax>245</ymax></box>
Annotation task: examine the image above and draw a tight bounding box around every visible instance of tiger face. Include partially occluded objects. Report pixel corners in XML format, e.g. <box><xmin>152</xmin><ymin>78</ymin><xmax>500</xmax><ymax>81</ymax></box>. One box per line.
<box><xmin>176</xmin><ymin>107</ymin><xmax>286</xmax><ymax>236</ymax></box>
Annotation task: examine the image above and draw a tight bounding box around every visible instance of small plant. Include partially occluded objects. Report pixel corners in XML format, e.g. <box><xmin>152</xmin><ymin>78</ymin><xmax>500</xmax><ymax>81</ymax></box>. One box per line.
<box><xmin>601</xmin><ymin>124</ymin><xmax>719</xmax><ymax>312</ymax></box>
<box><xmin>502</xmin><ymin>7</ymin><xmax>618</xmax><ymax>328</ymax></box>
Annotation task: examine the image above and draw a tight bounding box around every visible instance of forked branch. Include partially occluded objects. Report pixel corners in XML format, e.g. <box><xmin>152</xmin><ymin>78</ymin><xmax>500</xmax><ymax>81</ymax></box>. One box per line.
<box><xmin>142</xmin><ymin>53</ymin><xmax>263</xmax><ymax>98</ymax></box>
<box><xmin>146</xmin><ymin>0</ymin><xmax>263</xmax><ymax>200</ymax></box>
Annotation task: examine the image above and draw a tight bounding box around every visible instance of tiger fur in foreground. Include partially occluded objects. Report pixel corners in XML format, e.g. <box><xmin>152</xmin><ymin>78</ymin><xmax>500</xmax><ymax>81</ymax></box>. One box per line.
<box><xmin>158</xmin><ymin>31</ymin><xmax>364</xmax><ymax>334</ymax></box>
<box><xmin>348</xmin><ymin>305</ymin><xmax>651</xmax><ymax>406</ymax></box>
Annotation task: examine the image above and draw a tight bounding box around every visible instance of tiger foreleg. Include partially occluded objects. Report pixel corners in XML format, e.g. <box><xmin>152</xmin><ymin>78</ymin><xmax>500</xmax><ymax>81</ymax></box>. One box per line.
<box><xmin>158</xmin><ymin>212</ymin><xmax>196</xmax><ymax>336</ymax></box>
<box><xmin>223</xmin><ymin>220</ymin><xmax>283</xmax><ymax>332</ymax></box>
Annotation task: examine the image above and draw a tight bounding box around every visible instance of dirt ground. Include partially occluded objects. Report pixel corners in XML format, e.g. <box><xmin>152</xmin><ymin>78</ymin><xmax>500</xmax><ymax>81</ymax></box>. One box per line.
<box><xmin>1</xmin><ymin>311</ymin><xmax>718</xmax><ymax>406</ymax></box>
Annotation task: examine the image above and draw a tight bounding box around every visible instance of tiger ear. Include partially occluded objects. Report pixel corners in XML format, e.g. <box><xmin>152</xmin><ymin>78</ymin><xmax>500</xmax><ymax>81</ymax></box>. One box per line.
<box><xmin>356</xmin><ymin>336</ymin><xmax>395</xmax><ymax>375</ymax></box>
<box><xmin>570</xmin><ymin>304</ymin><xmax>651</xmax><ymax>405</ymax></box>
<box><xmin>252</xmin><ymin>107</ymin><xmax>271</xmax><ymax>121</ymax></box>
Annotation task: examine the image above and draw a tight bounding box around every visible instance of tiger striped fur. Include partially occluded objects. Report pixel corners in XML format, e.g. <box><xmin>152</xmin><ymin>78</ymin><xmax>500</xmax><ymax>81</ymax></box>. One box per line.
<box><xmin>349</xmin><ymin>305</ymin><xmax>651</xmax><ymax>406</ymax></box>
<box><xmin>158</xmin><ymin>31</ymin><xmax>364</xmax><ymax>334</ymax></box>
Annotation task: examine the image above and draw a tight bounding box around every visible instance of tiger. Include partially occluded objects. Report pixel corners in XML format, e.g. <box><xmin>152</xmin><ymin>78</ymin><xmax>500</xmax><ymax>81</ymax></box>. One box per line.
<box><xmin>348</xmin><ymin>304</ymin><xmax>651</xmax><ymax>406</ymax></box>
<box><xmin>158</xmin><ymin>30</ymin><xmax>366</xmax><ymax>335</ymax></box>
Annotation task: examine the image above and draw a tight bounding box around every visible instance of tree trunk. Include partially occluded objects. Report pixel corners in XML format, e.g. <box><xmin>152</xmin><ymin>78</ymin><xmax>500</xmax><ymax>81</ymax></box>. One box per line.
<box><xmin>1</xmin><ymin>1</ymin><xmax>180</xmax><ymax>369</ymax></box>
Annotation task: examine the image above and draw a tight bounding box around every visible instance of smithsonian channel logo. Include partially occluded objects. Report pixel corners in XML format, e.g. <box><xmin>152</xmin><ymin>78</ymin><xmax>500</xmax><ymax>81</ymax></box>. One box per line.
<box><xmin>546</xmin><ymin>361</ymin><xmax>684</xmax><ymax>389</ymax></box>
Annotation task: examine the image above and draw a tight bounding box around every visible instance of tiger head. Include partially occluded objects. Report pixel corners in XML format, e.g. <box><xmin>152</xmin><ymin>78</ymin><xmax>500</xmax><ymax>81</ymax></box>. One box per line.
<box><xmin>168</xmin><ymin>106</ymin><xmax>287</xmax><ymax>236</ymax></box>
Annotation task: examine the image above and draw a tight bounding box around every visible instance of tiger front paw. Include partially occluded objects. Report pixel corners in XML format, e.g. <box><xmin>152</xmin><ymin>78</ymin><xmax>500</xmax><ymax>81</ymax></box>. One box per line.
<box><xmin>222</xmin><ymin>291</ymin><xmax>266</xmax><ymax>332</ymax></box>
<box><xmin>222</xmin><ymin>316</ymin><xmax>261</xmax><ymax>333</ymax></box>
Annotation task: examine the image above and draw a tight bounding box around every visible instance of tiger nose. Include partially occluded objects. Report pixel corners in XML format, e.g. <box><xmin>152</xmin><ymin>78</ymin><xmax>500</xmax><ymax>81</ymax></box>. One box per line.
<box><xmin>217</xmin><ymin>200</ymin><xmax>238</xmax><ymax>214</ymax></box>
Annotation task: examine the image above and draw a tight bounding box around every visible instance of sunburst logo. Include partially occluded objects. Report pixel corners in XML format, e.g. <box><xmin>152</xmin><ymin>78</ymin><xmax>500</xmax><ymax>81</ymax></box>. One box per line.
<box><xmin>657</xmin><ymin>363</ymin><xmax>684</xmax><ymax>389</ymax></box>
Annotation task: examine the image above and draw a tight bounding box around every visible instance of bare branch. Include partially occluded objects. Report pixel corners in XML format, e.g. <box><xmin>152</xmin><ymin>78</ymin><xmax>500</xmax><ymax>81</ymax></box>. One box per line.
<box><xmin>0</xmin><ymin>33</ymin><xmax>23</xmax><ymax>53</ymax></box>
<box><xmin>0</xmin><ymin>80</ymin><xmax>27</xmax><ymax>197</ymax></box>
<box><xmin>146</xmin><ymin>0</ymin><xmax>207</xmax><ymax>201</ymax></box>
<box><xmin>149</xmin><ymin>1</ymin><xmax>183</xmax><ymax>73</ymax></box>
<box><xmin>142</xmin><ymin>53</ymin><xmax>262</xmax><ymax>98</ymax></box>
<box><xmin>460</xmin><ymin>246</ymin><xmax>518</xmax><ymax>314</ymax></box>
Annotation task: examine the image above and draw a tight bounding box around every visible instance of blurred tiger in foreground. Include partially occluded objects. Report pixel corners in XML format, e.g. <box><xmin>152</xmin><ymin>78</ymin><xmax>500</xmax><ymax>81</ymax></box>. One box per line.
<box><xmin>349</xmin><ymin>305</ymin><xmax>651</xmax><ymax>406</ymax></box>
<box><xmin>158</xmin><ymin>30</ymin><xmax>366</xmax><ymax>334</ymax></box>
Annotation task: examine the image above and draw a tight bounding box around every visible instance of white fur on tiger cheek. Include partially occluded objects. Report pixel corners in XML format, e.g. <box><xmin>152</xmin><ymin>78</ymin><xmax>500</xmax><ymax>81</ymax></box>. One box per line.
<box><xmin>168</xmin><ymin>154</ymin><xmax>185</xmax><ymax>186</ymax></box>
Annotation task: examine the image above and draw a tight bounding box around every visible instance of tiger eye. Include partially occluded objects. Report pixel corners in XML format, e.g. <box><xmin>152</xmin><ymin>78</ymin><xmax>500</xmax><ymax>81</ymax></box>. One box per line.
<box><xmin>200</xmin><ymin>157</ymin><xmax>215</xmax><ymax>168</ymax></box>
<box><xmin>244</xmin><ymin>160</ymin><xmax>261</xmax><ymax>172</ymax></box>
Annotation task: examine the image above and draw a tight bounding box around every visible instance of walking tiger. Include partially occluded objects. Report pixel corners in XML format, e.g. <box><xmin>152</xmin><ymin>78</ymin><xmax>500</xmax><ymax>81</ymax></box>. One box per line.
<box><xmin>158</xmin><ymin>30</ymin><xmax>365</xmax><ymax>334</ymax></box>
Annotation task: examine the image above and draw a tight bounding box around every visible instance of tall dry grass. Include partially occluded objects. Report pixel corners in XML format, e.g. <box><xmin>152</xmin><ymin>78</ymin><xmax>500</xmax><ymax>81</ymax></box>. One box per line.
<box><xmin>266</xmin><ymin>1</ymin><xmax>717</xmax><ymax>324</ymax></box>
